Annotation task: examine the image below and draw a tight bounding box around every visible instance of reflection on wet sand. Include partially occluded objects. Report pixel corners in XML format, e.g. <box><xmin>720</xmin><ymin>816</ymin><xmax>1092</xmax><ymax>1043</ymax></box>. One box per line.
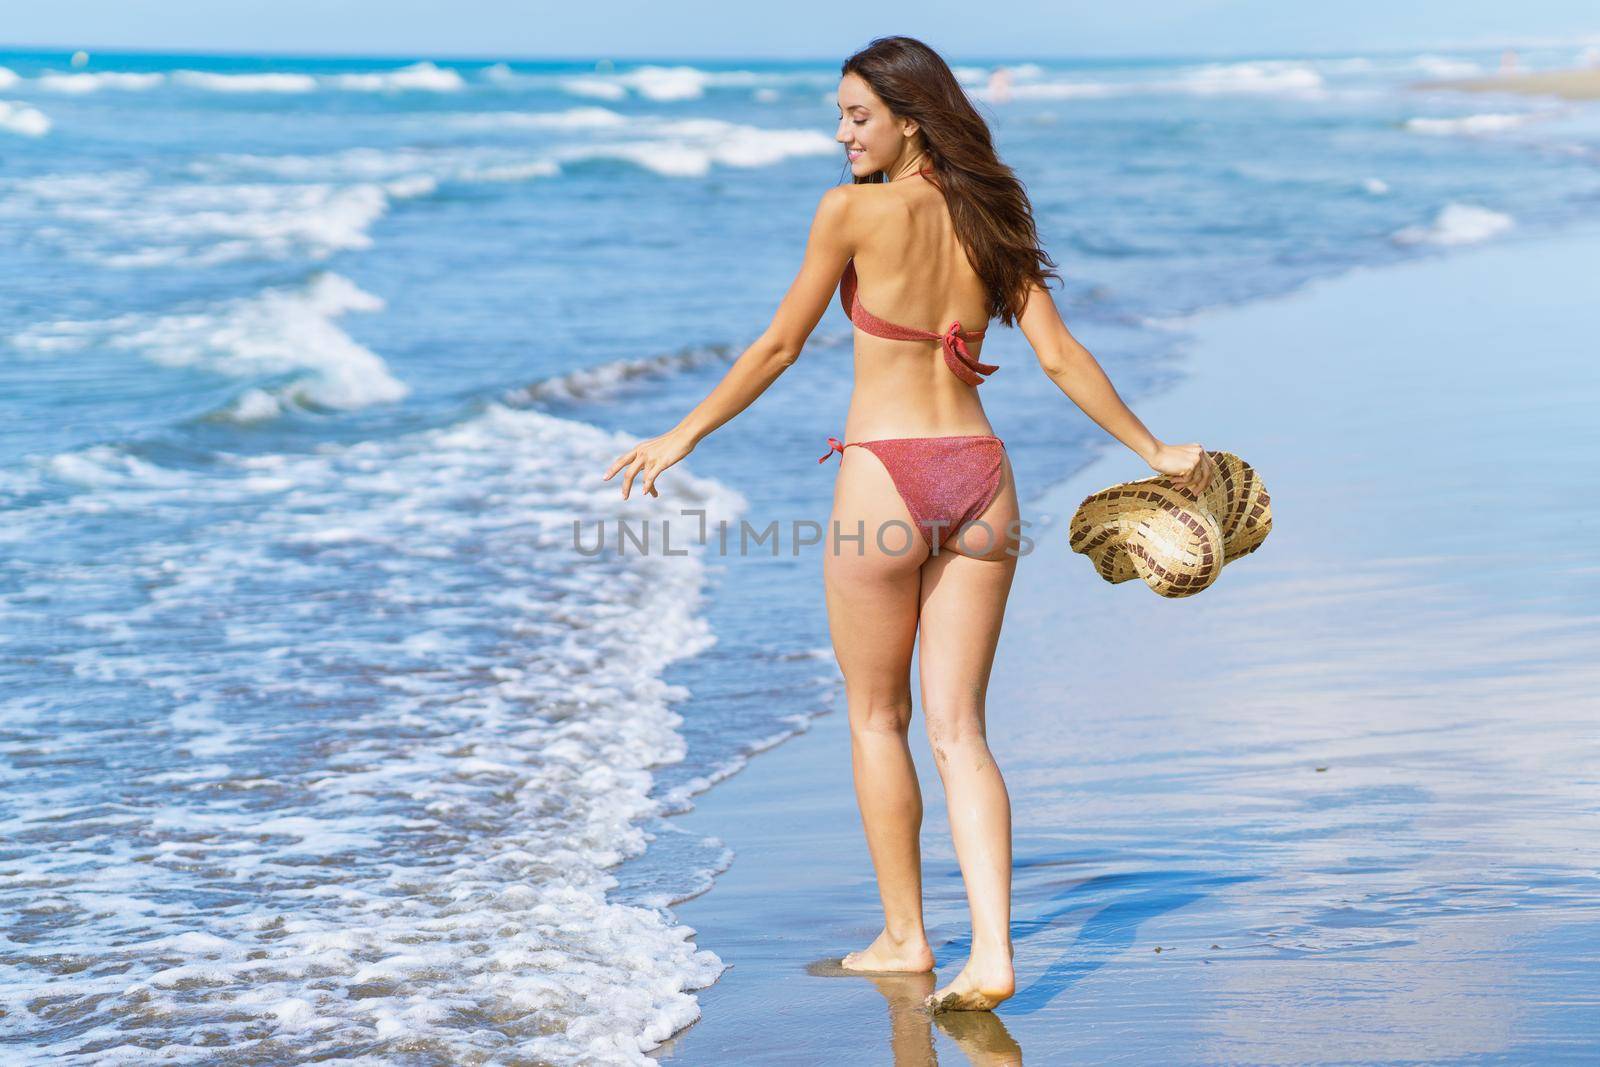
<box><xmin>805</xmin><ymin>959</ymin><xmax>1023</xmax><ymax>1066</ymax></box>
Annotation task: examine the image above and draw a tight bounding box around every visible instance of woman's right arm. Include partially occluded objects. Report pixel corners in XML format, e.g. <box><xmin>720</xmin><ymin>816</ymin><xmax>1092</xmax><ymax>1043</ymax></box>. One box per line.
<box><xmin>672</xmin><ymin>184</ymin><xmax>856</xmax><ymax>448</ymax></box>
<box><xmin>1017</xmin><ymin>280</ymin><xmax>1214</xmax><ymax>493</ymax></box>
<box><xmin>603</xmin><ymin>185</ymin><xmax>857</xmax><ymax>500</ymax></box>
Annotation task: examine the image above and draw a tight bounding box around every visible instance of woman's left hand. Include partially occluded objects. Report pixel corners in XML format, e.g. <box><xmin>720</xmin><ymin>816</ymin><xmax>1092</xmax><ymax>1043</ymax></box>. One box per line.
<box><xmin>603</xmin><ymin>428</ymin><xmax>696</xmax><ymax>499</ymax></box>
<box><xmin>1147</xmin><ymin>441</ymin><xmax>1216</xmax><ymax>494</ymax></box>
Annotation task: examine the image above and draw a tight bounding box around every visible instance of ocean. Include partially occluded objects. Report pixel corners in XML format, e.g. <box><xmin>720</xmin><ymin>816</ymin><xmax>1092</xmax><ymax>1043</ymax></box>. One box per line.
<box><xmin>1</xmin><ymin>44</ymin><xmax>1597</xmax><ymax>1063</ymax></box>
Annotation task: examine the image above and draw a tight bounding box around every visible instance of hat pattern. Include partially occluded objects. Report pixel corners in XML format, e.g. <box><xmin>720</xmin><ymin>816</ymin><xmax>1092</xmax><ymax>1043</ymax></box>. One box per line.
<box><xmin>1068</xmin><ymin>450</ymin><xmax>1271</xmax><ymax>598</ymax></box>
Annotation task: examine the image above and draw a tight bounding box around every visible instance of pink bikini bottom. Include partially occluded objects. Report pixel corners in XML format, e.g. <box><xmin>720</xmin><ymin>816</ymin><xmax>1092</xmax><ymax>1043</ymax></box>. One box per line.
<box><xmin>818</xmin><ymin>433</ymin><xmax>1007</xmax><ymax>552</ymax></box>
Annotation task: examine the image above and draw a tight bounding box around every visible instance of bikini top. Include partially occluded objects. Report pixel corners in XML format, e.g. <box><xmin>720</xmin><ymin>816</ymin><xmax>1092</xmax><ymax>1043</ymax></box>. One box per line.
<box><xmin>838</xmin><ymin>258</ymin><xmax>999</xmax><ymax>387</ymax></box>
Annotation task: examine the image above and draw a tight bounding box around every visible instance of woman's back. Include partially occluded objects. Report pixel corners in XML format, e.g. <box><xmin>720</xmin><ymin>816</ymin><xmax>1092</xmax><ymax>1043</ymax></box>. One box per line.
<box><xmin>841</xmin><ymin>176</ymin><xmax>998</xmax><ymax>439</ymax></box>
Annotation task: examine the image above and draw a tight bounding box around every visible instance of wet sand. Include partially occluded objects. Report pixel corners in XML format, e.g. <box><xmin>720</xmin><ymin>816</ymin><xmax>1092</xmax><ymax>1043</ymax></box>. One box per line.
<box><xmin>650</xmin><ymin>222</ymin><xmax>1600</xmax><ymax>1063</ymax></box>
<box><xmin>1418</xmin><ymin>66</ymin><xmax>1600</xmax><ymax>100</ymax></box>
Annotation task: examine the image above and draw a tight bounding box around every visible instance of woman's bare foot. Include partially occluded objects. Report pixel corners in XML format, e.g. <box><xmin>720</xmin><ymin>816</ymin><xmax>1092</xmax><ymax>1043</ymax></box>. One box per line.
<box><xmin>923</xmin><ymin>946</ymin><xmax>1015</xmax><ymax>1013</ymax></box>
<box><xmin>840</xmin><ymin>926</ymin><xmax>935</xmax><ymax>973</ymax></box>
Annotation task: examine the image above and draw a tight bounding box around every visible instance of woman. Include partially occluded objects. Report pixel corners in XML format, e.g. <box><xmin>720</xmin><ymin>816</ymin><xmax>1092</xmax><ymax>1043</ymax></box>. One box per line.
<box><xmin>604</xmin><ymin>36</ymin><xmax>1214</xmax><ymax>1013</ymax></box>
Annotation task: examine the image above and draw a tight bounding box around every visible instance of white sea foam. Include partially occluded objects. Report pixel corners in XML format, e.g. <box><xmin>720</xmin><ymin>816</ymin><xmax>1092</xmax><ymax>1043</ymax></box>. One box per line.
<box><xmin>1172</xmin><ymin>60</ymin><xmax>1326</xmax><ymax>96</ymax></box>
<box><xmin>1411</xmin><ymin>54</ymin><xmax>1484</xmax><ymax>79</ymax></box>
<box><xmin>37</xmin><ymin>70</ymin><xmax>165</xmax><ymax>92</ymax></box>
<box><xmin>328</xmin><ymin>61</ymin><xmax>464</xmax><ymax>92</ymax></box>
<box><xmin>192</xmin><ymin>147</ymin><xmax>445</xmax><ymax>181</ymax></box>
<box><xmin>1318</xmin><ymin>57</ymin><xmax>1377</xmax><ymax>74</ymax></box>
<box><xmin>436</xmin><ymin>109</ymin><xmax>834</xmax><ymax>177</ymax></box>
<box><xmin>226</xmin><ymin>387</ymin><xmax>285</xmax><ymax>422</ymax></box>
<box><xmin>0</xmin><ymin>404</ymin><xmax>746</xmax><ymax>1062</ymax></box>
<box><xmin>14</xmin><ymin>272</ymin><xmax>408</xmax><ymax>411</ymax></box>
<box><xmin>172</xmin><ymin>70</ymin><xmax>318</xmax><ymax>93</ymax></box>
<box><xmin>2</xmin><ymin>170</ymin><xmax>409</xmax><ymax>266</ymax></box>
<box><xmin>556</xmin><ymin>117</ymin><xmax>837</xmax><ymax>177</ymax></box>
<box><xmin>452</xmin><ymin>105</ymin><xmax>631</xmax><ymax>130</ymax></box>
<box><xmin>1291</xmin><ymin>52</ymin><xmax>1483</xmax><ymax>79</ymax></box>
<box><xmin>624</xmin><ymin>65</ymin><xmax>709</xmax><ymax>101</ymax></box>
<box><xmin>0</xmin><ymin>65</ymin><xmax>19</xmax><ymax>89</ymax></box>
<box><xmin>40</xmin><ymin>444</ymin><xmax>196</xmax><ymax>489</ymax></box>
<box><xmin>507</xmin><ymin>344</ymin><xmax>735</xmax><ymax>406</ymax></box>
<box><xmin>653</xmin><ymin>712</ymin><xmax>821</xmax><ymax>824</ymax></box>
<box><xmin>1392</xmin><ymin>202</ymin><xmax>1515</xmax><ymax>247</ymax></box>
<box><xmin>0</xmin><ymin>99</ymin><xmax>50</xmax><ymax>136</ymax></box>
<box><xmin>1363</xmin><ymin>177</ymin><xmax>1390</xmax><ymax>195</ymax></box>
<box><xmin>561</xmin><ymin>76</ymin><xmax>629</xmax><ymax>101</ymax></box>
<box><xmin>555</xmin><ymin>64</ymin><xmax>820</xmax><ymax>102</ymax></box>
<box><xmin>1404</xmin><ymin>112</ymin><xmax>1542</xmax><ymax>136</ymax></box>
<box><xmin>990</xmin><ymin>79</ymin><xmax>1119</xmax><ymax>100</ymax></box>
<box><xmin>973</xmin><ymin>59</ymin><xmax>1327</xmax><ymax>102</ymax></box>
<box><xmin>193</xmin><ymin>145</ymin><xmax>557</xmax><ymax>189</ymax></box>
<box><xmin>112</xmin><ymin>181</ymin><xmax>392</xmax><ymax>266</ymax></box>
<box><xmin>463</xmin><ymin>159</ymin><xmax>562</xmax><ymax>182</ymax></box>
<box><xmin>22</xmin><ymin>63</ymin><xmax>464</xmax><ymax>95</ymax></box>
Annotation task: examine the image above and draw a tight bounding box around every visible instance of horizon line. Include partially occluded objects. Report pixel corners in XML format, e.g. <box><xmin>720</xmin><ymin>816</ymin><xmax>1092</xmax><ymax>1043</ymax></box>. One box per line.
<box><xmin>0</xmin><ymin>34</ymin><xmax>1585</xmax><ymax>68</ymax></box>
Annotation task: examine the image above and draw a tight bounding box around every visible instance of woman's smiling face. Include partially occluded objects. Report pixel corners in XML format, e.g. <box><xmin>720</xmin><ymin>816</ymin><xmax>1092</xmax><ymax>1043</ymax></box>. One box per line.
<box><xmin>835</xmin><ymin>72</ymin><xmax>916</xmax><ymax>178</ymax></box>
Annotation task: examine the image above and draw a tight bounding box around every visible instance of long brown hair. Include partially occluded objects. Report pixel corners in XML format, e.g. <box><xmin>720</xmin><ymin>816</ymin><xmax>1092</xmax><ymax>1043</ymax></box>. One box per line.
<box><xmin>841</xmin><ymin>36</ymin><xmax>1061</xmax><ymax>327</ymax></box>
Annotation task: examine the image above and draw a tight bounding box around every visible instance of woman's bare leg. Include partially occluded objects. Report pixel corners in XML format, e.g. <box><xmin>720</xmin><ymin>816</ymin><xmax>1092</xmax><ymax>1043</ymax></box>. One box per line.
<box><xmin>824</xmin><ymin>447</ymin><xmax>934</xmax><ymax>972</ymax></box>
<box><xmin>918</xmin><ymin>457</ymin><xmax>1021</xmax><ymax>1011</ymax></box>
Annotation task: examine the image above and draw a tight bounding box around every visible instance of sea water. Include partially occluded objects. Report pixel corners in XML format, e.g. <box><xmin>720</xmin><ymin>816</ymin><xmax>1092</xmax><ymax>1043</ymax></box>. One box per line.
<box><xmin>2</xmin><ymin>44</ymin><xmax>1597</xmax><ymax>1063</ymax></box>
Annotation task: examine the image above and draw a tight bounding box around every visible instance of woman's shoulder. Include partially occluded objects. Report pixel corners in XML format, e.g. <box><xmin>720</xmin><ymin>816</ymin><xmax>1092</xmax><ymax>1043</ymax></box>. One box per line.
<box><xmin>815</xmin><ymin>184</ymin><xmax>905</xmax><ymax>257</ymax></box>
<box><xmin>830</xmin><ymin>180</ymin><xmax>918</xmax><ymax>209</ymax></box>
<box><xmin>815</xmin><ymin>182</ymin><xmax>940</xmax><ymax>276</ymax></box>
<box><xmin>837</xmin><ymin>181</ymin><xmax>922</xmax><ymax>235</ymax></box>
<box><xmin>821</xmin><ymin>181</ymin><xmax>891</xmax><ymax>214</ymax></box>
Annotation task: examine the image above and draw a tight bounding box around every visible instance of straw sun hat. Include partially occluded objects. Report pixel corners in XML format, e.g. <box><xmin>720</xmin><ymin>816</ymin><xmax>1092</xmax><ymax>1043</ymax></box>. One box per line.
<box><xmin>1068</xmin><ymin>450</ymin><xmax>1272</xmax><ymax>598</ymax></box>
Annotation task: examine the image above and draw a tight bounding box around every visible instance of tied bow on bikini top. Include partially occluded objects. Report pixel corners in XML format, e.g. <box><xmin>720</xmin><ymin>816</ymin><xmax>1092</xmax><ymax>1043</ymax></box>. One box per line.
<box><xmin>837</xmin><ymin>258</ymin><xmax>999</xmax><ymax>387</ymax></box>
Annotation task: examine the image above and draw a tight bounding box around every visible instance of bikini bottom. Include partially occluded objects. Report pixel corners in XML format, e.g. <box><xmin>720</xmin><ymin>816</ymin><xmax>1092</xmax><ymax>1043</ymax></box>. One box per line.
<box><xmin>818</xmin><ymin>433</ymin><xmax>1007</xmax><ymax>552</ymax></box>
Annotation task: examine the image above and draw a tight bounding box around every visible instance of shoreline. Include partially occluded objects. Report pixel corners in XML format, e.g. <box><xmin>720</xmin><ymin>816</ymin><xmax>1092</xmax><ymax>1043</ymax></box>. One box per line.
<box><xmin>647</xmin><ymin>221</ymin><xmax>1600</xmax><ymax>1063</ymax></box>
<box><xmin>1416</xmin><ymin>65</ymin><xmax>1600</xmax><ymax>100</ymax></box>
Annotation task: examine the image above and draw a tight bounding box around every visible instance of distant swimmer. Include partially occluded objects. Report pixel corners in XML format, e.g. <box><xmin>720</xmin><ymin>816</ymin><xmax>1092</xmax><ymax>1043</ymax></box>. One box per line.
<box><xmin>987</xmin><ymin>65</ymin><xmax>1013</xmax><ymax>103</ymax></box>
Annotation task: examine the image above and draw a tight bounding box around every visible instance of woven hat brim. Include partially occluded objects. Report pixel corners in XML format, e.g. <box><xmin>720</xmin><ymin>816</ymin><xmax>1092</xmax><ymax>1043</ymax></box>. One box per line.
<box><xmin>1068</xmin><ymin>450</ymin><xmax>1271</xmax><ymax>598</ymax></box>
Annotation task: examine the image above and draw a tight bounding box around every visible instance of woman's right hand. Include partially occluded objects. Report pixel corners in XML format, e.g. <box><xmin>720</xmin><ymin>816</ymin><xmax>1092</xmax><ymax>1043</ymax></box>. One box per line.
<box><xmin>603</xmin><ymin>427</ymin><xmax>697</xmax><ymax>500</ymax></box>
<box><xmin>1146</xmin><ymin>441</ymin><xmax>1215</xmax><ymax>494</ymax></box>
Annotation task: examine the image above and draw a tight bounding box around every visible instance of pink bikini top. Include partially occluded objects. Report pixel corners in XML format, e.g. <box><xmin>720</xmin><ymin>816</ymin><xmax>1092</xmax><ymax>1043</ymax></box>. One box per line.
<box><xmin>838</xmin><ymin>258</ymin><xmax>999</xmax><ymax>387</ymax></box>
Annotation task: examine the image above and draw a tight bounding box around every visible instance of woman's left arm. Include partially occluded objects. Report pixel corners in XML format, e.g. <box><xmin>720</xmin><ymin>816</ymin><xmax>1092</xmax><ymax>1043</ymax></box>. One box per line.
<box><xmin>1018</xmin><ymin>280</ymin><xmax>1215</xmax><ymax>494</ymax></box>
<box><xmin>604</xmin><ymin>185</ymin><xmax>856</xmax><ymax>499</ymax></box>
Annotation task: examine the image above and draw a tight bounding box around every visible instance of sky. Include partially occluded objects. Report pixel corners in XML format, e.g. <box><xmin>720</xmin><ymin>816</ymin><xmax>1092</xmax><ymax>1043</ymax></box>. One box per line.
<box><xmin>3</xmin><ymin>1</ymin><xmax>1598</xmax><ymax>60</ymax></box>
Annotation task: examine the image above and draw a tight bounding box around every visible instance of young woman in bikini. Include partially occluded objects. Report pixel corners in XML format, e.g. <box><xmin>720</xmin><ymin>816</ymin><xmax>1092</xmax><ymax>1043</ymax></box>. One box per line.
<box><xmin>604</xmin><ymin>36</ymin><xmax>1215</xmax><ymax>1013</ymax></box>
